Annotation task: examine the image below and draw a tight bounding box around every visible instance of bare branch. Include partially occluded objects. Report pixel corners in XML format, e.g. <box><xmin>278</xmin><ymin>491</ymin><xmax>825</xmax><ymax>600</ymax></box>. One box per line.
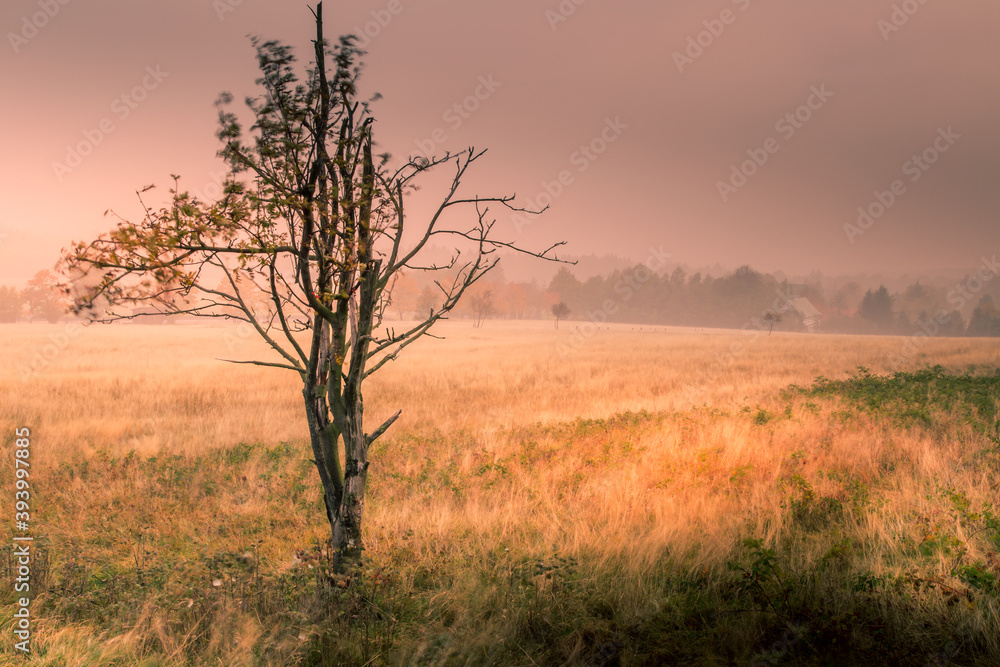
<box><xmin>365</xmin><ymin>409</ymin><xmax>401</xmax><ymax>447</ymax></box>
<box><xmin>217</xmin><ymin>358</ymin><xmax>303</xmax><ymax>372</ymax></box>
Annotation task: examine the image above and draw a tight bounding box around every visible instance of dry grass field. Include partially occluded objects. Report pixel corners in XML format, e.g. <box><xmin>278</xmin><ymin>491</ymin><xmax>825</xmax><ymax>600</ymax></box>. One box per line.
<box><xmin>2</xmin><ymin>321</ymin><xmax>999</xmax><ymax>665</ymax></box>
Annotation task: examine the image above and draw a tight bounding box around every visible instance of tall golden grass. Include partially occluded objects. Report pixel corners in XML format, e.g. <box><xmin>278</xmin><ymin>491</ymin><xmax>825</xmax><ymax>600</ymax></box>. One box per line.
<box><xmin>2</xmin><ymin>321</ymin><xmax>999</xmax><ymax>664</ymax></box>
<box><xmin>5</xmin><ymin>320</ymin><xmax>997</xmax><ymax>460</ymax></box>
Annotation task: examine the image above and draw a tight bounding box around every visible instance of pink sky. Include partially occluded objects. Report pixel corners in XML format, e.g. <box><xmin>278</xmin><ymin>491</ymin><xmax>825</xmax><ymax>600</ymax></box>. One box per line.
<box><xmin>1</xmin><ymin>0</ymin><xmax>998</xmax><ymax>286</ymax></box>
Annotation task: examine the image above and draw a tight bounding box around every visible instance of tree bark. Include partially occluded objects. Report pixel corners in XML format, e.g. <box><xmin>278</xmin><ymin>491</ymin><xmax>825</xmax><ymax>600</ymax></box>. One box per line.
<box><xmin>303</xmin><ymin>385</ymin><xmax>342</xmax><ymax>552</ymax></box>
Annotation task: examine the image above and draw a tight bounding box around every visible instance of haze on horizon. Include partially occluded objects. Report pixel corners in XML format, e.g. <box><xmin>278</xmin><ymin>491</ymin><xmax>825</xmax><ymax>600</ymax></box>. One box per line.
<box><xmin>1</xmin><ymin>0</ymin><xmax>998</xmax><ymax>287</ymax></box>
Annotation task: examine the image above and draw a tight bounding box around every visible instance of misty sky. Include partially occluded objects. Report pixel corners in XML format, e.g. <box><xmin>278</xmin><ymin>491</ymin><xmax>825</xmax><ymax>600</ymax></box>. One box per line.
<box><xmin>1</xmin><ymin>0</ymin><xmax>998</xmax><ymax>286</ymax></box>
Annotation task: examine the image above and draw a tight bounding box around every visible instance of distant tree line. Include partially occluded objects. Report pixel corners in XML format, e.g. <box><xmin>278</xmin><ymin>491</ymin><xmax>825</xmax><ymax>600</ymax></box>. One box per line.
<box><xmin>0</xmin><ymin>270</ymin><xmax>67</xmax><ymax>323</ymax></box>
<box><xmin>6</xmin><ymin>263</ymin><xmax>999</xmax><ymax>338</ymax></box>
<box><xmin>320</xmin><ymin>261</ymin><xmax>1000</xmax><ymax>337</ymax></box>
<box><xmin>539</xmin><ymin>264</ymin><xmax>1000</xmax><ymax>337</ymax></box>
<box><xmin>386</xmin><ymin>266</ymin><xmax>557</xmax><ymax>322</ymax></box>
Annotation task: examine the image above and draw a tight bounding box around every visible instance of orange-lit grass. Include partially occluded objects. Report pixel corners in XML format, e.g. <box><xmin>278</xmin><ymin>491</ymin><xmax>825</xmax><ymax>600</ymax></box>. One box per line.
<box><xmin>1</xmin><ymin>321</ymin><xmax>998</xmax><ymax>664</ymax></box>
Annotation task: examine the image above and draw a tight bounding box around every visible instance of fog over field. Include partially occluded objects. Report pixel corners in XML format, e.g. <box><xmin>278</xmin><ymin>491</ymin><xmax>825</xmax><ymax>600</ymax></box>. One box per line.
<box><xmin>2</xmin><ymin>1</ymin><xmax>1000</xmax><ymax>665</ymax></box>
<box><xmin>2</xmin><ymin>1</ymin><xmax>1000</xmax><ymax>283</ymax></box>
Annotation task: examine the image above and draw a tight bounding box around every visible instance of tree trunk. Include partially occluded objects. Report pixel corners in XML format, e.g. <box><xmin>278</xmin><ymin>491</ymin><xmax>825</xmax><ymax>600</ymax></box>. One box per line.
<box><xmin>303</xmin><ymin>387</ymin><xmax>343</xmax><ymax>554</ymax></box>
<box><xmin>331</xmin><ymin>415</ymin><xmax>369</xmax><ymax>560</ymax></box>
<box><xmin>330</xmin><ymin>259</ymin><xmax>380</xmax><ymax>560</ymax></box>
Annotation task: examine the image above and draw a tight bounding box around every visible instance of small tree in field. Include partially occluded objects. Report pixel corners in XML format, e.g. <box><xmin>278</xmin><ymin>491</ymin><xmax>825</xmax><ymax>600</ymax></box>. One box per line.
<box><xmin>61</xmin><ymin>4</ymin><xmax>563</xmax><ymax>565</ymax></box>
<box><xmin>551</xmin><ymin>301</ymin><xmax>570</xmax><ymax>329</ymax></box>
<box><xmin>761</xmin><ymin>309</ymin><xmax>781</xmax><ymax>335</ymax></box>
<box><xmin>469</xmin><ymin>288</ymin><xmax>494</xmax><ymax>328</ymax></box>
<box><xmin>415</xmin><ymin>285</ymin><xmax>438</xmax><ymax>317</ymax></box>
<box><xmin>387</xmin><ymin>270</ymin><xmax>419</xmax><ymax>320</ymax></box>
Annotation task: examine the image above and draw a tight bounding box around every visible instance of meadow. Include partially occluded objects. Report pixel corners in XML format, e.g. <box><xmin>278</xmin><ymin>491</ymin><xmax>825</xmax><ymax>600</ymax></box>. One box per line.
<box><xmin>2</xmin><ymin>320</ymin><xmax>999</xmax><ymax>665</ymax></box>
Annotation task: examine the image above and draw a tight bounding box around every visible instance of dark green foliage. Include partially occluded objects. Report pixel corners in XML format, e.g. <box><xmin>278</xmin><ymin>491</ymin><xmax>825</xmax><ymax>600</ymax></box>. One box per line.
<box><xmin>792</xmin><ymin>365</ymin><xmax>1000</xmax><ymax>435</ymax></box>
<box><xmin>753</xmin><ymin>407</ymin><xmax>773</xmax><ymax>425</ymax></box>
<box><xmin>857</xmin><ymin>285</ymin><xmax>895</xmax><ymax>331</ymax></box>
<box><xmin>783</xmin><ymin>475</ymin><xmax>843</xmax><ymax>531</ymax></box>
<box><xmin>967</xmin><ymin>295</ymin><xmax>1000</xmax><ymax>337</ymax></box>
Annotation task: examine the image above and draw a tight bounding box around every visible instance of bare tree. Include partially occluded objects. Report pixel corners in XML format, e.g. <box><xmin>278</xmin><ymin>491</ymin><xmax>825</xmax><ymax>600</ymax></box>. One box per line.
<box><xmin>415</xmin><ymin>285</ymin><xmax>438</xmax><ymax>317</ymax></box>
<box><xmin>831</xmin><ymin>281</ymin><xmax>863</xmax><ymax>318</ymax></box>
<box><xmin>387</xmin><ymin>270</ymin><xmax>419</xmax><ymax>320</ymax></box>
<box><xmin>762</xmin><ymin>310</ymin><xmax>781</xmax><ymax>335</ymax></box>
<box><xmin>61</xmin><ymin>3</ymin><xmax>564</xmax><ymax>566</ymax></box>
<box><xmin>551</xmin><ymin>301</ymin><xmax>570</xmax><ymax>329</ymax></box>
<box><xmin>469</xmin><ymin>288</ymin><xmax>494</xmax><ymax>328</ymax></box>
